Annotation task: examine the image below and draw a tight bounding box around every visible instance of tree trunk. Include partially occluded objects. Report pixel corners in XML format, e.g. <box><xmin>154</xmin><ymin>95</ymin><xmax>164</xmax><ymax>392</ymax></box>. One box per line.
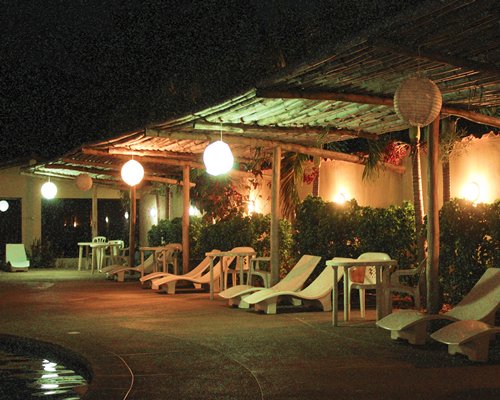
<box><xmin>442</xmin><ymin>161</ymin><xmax>450</xmax><ymax>203</ymax></box>
<box><xmin>410</xmin><ymin>127</ymin><xmax>426</xmax><ymax>264</ymax></box>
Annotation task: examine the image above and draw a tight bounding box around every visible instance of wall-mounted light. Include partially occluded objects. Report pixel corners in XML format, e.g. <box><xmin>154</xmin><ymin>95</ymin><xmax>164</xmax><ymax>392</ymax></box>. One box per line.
<box><xmin>189</xmin><ymin>205</ymin><xmax>200</xmax><ymax>216</ymax></box>
<box><xmin>462</xmin><ymin>181</ymin><xmax>481</xmax><ymax>203</ymax></box>
<box><xmin>105</xmin><ymin>216</ymin><xmax>109</xmax><ymax>224</ymax></box>
<box><xmin>41</xmin><ymin>180</ymin><xmax>57</xmax><ymax>199</ymax></box>
<box><xmin>0</xmin><ymin>200</ymin><xmax>9</xmax><ymax>212</ymax></box>
<box><xmin>149</xmin><ymin>208</ymin><xmax>157</xmax><ymax>219</ymax></box>
<box><xmin>124</xmin><ymin>211</ymin><xmax>129</xmax><ymax>220</ymax></box>
<box><xmin>121</xmin><ymin>159</ymin><xmax>144</xmax><ymax>186</ymax></box>
<box><xmin>333</xmin><ymin>192</ymin><xmax>347</xmax><ymax>205</ymax></box>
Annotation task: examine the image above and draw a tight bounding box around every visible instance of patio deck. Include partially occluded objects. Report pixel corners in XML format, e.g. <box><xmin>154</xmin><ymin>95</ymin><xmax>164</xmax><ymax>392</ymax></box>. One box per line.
<box><xmin>0</xmin><ymin>269</ymin><xmax>498</xmax><ymax>400</ymax></box>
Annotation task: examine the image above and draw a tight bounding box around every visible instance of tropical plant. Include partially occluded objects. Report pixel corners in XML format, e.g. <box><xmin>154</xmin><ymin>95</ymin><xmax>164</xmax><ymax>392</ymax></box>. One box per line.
<box><xmin>279</xmin><ymin>151</ymin><xmax>309</xmax><ymax>221</ymax></box>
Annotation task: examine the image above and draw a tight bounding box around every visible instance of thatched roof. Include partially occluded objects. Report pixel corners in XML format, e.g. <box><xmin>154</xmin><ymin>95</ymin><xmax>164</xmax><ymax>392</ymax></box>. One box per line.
<box><xmin>27</xmin><ymin>0</ymin><xmax>499</xmax><ymax>186</ymax></box>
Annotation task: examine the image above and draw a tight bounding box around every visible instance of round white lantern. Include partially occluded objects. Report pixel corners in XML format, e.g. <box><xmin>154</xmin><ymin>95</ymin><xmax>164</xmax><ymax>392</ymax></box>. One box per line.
<box><xmin>394</xmin><ymin>76</ymin><xmax>442</xmax><ymax>127</ymax></box>
<box><xmin>121</xmin><ymin>159</ymin><xmax>144</xmax><ymax>186</ymax></box>
<box><xmin>75</xmin><ymin>173</ymin><xmax>93</xmax><ymax>191</ymax></box>
<box><xmin>203</xmin><ymin>140</ymin><xmax>234</xmax><ymax>176</ymax></box>
<box><xmin>0</xmin><ymin>200</ymin><xmax>9</xmax><ymax>212</ymax></box>
<box><xmin>41</xmin><ymin>181</ymin><xmax>57</xmax><ymax>199</ymax></box>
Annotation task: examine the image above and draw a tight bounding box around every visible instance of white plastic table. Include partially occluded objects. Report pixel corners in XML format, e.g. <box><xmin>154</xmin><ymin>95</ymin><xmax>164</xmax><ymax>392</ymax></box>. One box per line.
<box><xmin>326</xmin><ymin>258</ymin><xmax>397</xmax><ymax>326</ymax></box>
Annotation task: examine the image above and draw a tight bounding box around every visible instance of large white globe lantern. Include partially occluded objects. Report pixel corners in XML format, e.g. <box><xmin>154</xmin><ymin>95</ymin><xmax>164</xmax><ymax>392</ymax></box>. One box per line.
<box><xmin>0</xmin><ymin>200</ymin><xmax>9</xmax><ymax>212</ymax></box>
<box><xmin>121</xmin><ymin>159</ymin><xmax>144</xmax><ymax>186</ymax></box>
<box><xmin>203</xmin><ymin>140</ymin><xmax>234</xmax><ymax>176</ymax></box>
<box><xmin>41</xmin><ymin>181</ymin><xmax>57</xmax><ymax>199</ymax></box>
<box><xmin>75</xmin><ymin>173</ymin><xmax>93</xmax><ymax>191</ymax></box>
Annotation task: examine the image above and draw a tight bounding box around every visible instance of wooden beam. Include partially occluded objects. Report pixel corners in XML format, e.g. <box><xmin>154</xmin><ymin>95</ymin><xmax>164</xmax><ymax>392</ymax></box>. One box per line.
<box><xmin>256</xmin><ymin>89</ymin><xmax>500</xmax><ymax>128</ymax></box>
<box><xmin>427</xmin><ymin>116</ymin><xmax>441</xmax><ymax>315</ymax></box>
<box><xmin>182</xmin><ymin>165</ymin><xmax>190</xmax><ymax>275</ymax></box>
<box><xmin>107</xmin><ymin>147</ymin><xmax>196</xmax><ymax>161</ymax></box>
<box><xmin>41</xmin><ymin>164</ymin><xmax>193</xmax><ymax>186</ymax></box>
<box><xmin>373</xmin><ymin>39</ymin><xmax>500</xmax><ymax>77</ymax></box>
<box><xmin>270</xmin><ymin>146</ymin><xmax>281</xmax><ymax>286</ymax></box>
<box><xmin>150</xmin><ymin>128</ymin><xmax>405</xmax><ymax>174</ymax></box>
<box><xmin>81</xmin><ymin>148</ymin><xmax>205</xmax><ymax>169</ymax></box>
<box><xmin>192</xmin><ymin>120</ymin><xmax>378</xmax><ymax>141</ymax></box>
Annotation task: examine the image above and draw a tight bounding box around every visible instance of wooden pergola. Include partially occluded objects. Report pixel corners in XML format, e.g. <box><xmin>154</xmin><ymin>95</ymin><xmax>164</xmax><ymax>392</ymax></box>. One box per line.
<box><xmin>27</xmin><ymin>0</ymin><xmax>499</xmax><ymax>313</ymax></box>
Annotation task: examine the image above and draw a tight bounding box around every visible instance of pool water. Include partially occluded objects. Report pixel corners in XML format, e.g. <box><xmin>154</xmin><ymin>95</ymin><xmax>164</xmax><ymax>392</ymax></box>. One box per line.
<box><xmin>0</xmin><ymin>350</ymin><xmax>88</xmax><ymax>399</ymax></box>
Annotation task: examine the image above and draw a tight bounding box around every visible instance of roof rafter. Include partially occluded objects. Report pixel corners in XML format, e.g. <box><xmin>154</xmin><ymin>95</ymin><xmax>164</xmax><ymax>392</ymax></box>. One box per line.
<box><xmin>256</xmin><ymin>89</ymin><xmax>500</xmax><ymax>128</ymax></box>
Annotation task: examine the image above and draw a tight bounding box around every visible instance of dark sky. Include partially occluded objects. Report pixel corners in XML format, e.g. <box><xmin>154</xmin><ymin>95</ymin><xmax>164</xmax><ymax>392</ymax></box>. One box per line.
<box><xmin>0</xmin><ymin>0</ymin><xmax>419</xmax><ymax>160</ymax></box>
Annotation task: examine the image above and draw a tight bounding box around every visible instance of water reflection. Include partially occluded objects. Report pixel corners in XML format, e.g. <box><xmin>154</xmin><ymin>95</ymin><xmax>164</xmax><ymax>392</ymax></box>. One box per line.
<box><xmin>0</xmin><ymin>350</ymin><xmax>87</xmax><ymax>399</ymax></box>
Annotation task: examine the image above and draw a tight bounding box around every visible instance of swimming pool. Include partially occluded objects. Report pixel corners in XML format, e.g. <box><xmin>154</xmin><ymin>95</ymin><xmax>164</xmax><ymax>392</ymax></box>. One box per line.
<box><xmin>0</xmin><ymin>349</ymin><xmax>88</xmax><ymax>399</ymax></box>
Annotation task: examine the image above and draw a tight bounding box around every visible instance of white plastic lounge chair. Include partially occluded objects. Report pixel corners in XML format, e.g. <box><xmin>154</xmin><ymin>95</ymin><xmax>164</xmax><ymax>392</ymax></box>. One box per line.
<box><xmin>140</xmin><ymin>250</ymin><xmax>220</xmax><ymax>288</ymax></box>
<box><xmin>348</xmin><ymin>252</ymin><xmax>391</xmax><ymax>318</ymax></box>
<box><xmin>244</xmin><ymin>260</ymin><xmax>346</xmax><ymax>314</ymax></box>
<box><xmin>105</xmin><ymin>254</ymin><xmax>156</xmax><ymax>282</ymax></box>
<box><xmin>218</xmin><ymin>254</ymin><xmax>321</xmax><ymax>309</ymax></box>
<box><xmin>151</xmin><ymin>257</ymin><xmax>225</xmax><ymax>294</ymax></box>
<box><xmin>430</xmin><ymin>320</ymin><xmax>500</xmax><ymax>362</ymax></box>
<box><xmin>376</xmin><ymin>268</ymin><xmax>500</xmax><ymax>345</ymax></box>
<box><xmin>389</xmin><ymin>257</ymin><xmax>427</xmax><ymax>309</ymax></box>
<box><xmin>6</xmin><ymin>244</ymin><xmax>30</xmax><ymax>271</ymax></box>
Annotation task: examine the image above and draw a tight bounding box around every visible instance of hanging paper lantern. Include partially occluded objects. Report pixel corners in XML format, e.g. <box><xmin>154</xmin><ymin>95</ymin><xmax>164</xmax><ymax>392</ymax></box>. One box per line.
<box><xmin>0</xmin><ymin>200</ymin><xmax>9</xmax><ymax>212</ymax></box>
<box><xmin>75</xmin><ymin>173</ymin><xmax>93</xmax><ymax>191</ymax></box>
<box><xmin>121</xmin><ymin>159</ymin><xmax>144</xmax><ymax>186</ymax></box>
<box><xmin>203</xmin><ymin>140</ymin><xmax>234</xmax><ymax>176</ymax></box>
<box><xmin>394</xmin><ymin>76</ymin><xmax>442</xmax><ymax>127</ymax></box>
<box><xmin>41</xmin><ymin>181</ymin><xmax>57</xmax><ymax>199</ymax></box>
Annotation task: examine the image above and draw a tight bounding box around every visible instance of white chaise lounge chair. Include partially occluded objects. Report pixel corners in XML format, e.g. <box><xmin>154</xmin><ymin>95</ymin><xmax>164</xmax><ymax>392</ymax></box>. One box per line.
<box><xmin>244</xmin><ymin>259</ymin><xmax>346</xmax><ymax>314</ymax></box>
<box><xmin>6</xmin><ymin>243</ymin><xmax>30</xmax><ymax>271</ymax></box>
<box><xmin>218</xmin><ymin>255</ymin><xmax>321</xmax><ymax>309</ymax></box>
<box><xmin>104</xmin><ymin>254</ymin><xmax>156</xmax><ymax>282</ymax></box>
<box><xmin>430</xmin><ymin>320</ymin><xmax>500</xmax><ymax>362</ymax></box>
<box><xmin>376</xmin><ymin>268</ymin><xmax>500</xmax><ymax>345</ymax></box>
<box><xmin>151</xmin><ymin>256</ymin><xmax>225</xmax><ymax>294</ymax></box>
<box><xmin>140</xmin><ymin>250</ymin><xmax>220</xmax><ymax>288</ymax></box>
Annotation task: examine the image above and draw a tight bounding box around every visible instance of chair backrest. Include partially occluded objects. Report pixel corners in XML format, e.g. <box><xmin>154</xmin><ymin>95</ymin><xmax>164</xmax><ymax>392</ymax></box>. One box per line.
<box><xmin>228</xmin><ymin>246</ymin><xmax>255</xmax><ymax>270</ymax></box>
<box><xmin>447</xmin><ymin>268</ymin><xmax>500</xmax><ymax>322</ymax></box>
<box><xmin>6</xmin><ymin>244</ymin><xmax>30</xmax><ymax>268</ymax></box>
<box><xmin>273</xmin><ymin>254</ymin><xmax>321</xmax><ymax>291</ymax></box>
<box><xmin>156</xmin><ymin>243</ymin><xmax>182</xmax><ymax>264</ymax></box>
<box><xmin>92</xmin><ymin>236</ymin><xmax>107</xmax><ymax>243</ymax></box>
<box><xmin>108</xmin><ymin>240</ymin><xmax>124</xmax><ymax>256</ymax></box>
<box><xmin>186</xmin><ymin>249</ymin><xmax>221</xmax><ymax>277</ymax></box>
<box><xmin>353</xmin><ymin>252</ymin><xmax>391</xmax><ymax>284</ymax></box>
<box><xmin>299</xmin><ymin>260</ymin><xmax>346</xmax><ymax>298</ymax></box>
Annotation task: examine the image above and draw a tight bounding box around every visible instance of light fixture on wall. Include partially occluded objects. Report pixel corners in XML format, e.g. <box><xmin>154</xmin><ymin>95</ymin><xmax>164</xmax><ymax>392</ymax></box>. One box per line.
<box><xmin>462</xmin><ymin>181</ymin><xmax>481</xmax><ymax>203</ymax></box>
<box><xmin>41</xmin><ymin>180</ymin><xmax>58</xmax><ymax>199</ymax></box>
<box><xmin>121</xmin><ymin>159</ymin><xmax>144</xmax><ymax>186</ymax></box>
<box><xmin>333</xmin><ymin>192</ymin><xmax>347</xmax><ymax>205</ymax></box>
<box><xmin>149</xmin><ymin>207</ymin><xmax>157</xmax><ymax>219</ymax></box>
<box><xmin>124</xmin><ymin>211</ymin><xmax>129</xmax><ymax>220</ymax></box>
<box><xmin>203</xmin><ymin>127</ymin><xmax>234</xmax><ymax>176</ymax></box>
<box><xmin>0</xmin><ymin>200</ymin><xmax>9</xmax><ymax>212</ymax></box>
<box><xmin>75</xmin><ymin>173</ymin><xmax>93</xmax><ymax>191</ymax></box>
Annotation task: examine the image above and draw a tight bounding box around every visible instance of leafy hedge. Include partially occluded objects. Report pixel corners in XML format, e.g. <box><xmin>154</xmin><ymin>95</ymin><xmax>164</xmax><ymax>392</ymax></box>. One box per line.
<box><xmin>439</xmin><ymin>199</ymin><xmax>499</xmax><ymax>304</ymax></box>
<box><xmin>293</xmin><ymin>196</ymin><xmax>417</xmax><ymax>268</ymax></box>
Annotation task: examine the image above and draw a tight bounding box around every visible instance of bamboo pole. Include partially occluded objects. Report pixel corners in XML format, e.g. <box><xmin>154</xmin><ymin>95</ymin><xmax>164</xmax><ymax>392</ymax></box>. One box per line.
<box><xmin>182</xmin><ymin>165</ymin><xmax>190</xmax><ymax>274</ymax></box>
<box><xmin>91</xmin><ymin>185</ymin><xmax>98</xmax><ymax>239</ymax></box>
<box><xmin>129</xmin><ymin>186</ymin><xmax>137</xmax><ymax>268</ymax></box>
<box><xmin>427</xmin><ymin>117</ymin><xmax>441</xmax><ymax>315</ymax></box>
<box><xmin>270</xmin><ymin>146</ymin><xmax>282</xmax><ymax>286</ymax></box>
<box><xmin>257</xmin><ymin>89</ymin><xmax>500</xmax><ymax>128</ymax></box>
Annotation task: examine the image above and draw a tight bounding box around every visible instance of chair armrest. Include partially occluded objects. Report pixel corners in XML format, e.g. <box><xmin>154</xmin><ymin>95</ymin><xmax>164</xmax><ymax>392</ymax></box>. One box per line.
<box><xmin>390</xmin><ymin>268</ymin><xmax>419</xmax><ymax>285</ymax></box>
<box><xmin>250</xmin><ymin>257</ymin><xmax>271</xmax><ymax>271</ymax></box>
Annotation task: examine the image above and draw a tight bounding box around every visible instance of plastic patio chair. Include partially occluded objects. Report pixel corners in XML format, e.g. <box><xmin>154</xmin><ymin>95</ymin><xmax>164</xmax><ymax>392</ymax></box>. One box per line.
<box><xmin>348</xmin><ymin>252</ymin><xmax>391</xmax><ymax>319</ymax></box>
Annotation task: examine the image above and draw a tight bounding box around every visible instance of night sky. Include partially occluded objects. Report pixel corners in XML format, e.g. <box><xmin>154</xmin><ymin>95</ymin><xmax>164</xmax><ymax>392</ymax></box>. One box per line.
<box><xmin>1</xmin><ymin>0</ymin><xmax>420</xmax><ymax>160</ymax></box>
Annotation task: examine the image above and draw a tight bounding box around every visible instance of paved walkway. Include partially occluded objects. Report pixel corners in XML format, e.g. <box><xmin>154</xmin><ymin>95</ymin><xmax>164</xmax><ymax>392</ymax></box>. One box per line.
<box><xmin>0</xmin><ymin>269</ymin><xmax>498</xmax><ymax>399</ymax></box>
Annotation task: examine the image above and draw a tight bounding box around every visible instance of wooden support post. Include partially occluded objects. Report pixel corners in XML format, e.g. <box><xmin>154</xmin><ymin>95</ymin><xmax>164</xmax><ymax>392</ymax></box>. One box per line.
<box><xmin>427</xmin><ymin>117</ymin><xmax>441</xmax><ymax>314</ymax></box>
<box><xmin>91</xmin><ymin>185</ymin><xmax>98</xmax><ymax>238</ymax></box>
<box><xmin>182</xmin><ymin>165</ymin><xmax>190</xmax><ymax>274</ymax></box>
<box><xmin>129</xmin><ymin>186</ymin><xmax>137</xmax><ymax>268</ymax></box>
<box><xmin>270</xmin><ymin>146</ymin><xmax>282</xmax><ymax>286</ymax></box>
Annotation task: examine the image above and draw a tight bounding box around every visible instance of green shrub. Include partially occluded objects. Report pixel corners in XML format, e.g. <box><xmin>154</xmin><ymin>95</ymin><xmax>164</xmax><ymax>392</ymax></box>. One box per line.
<box><xmin>439</xmin><ymin>199</ymin><xmax>499</xmax><ymax>305</ymax></box>
<box><xmin>28</xmin><ymin>239</ymin><xmax>56</xmax><ymax>268</ymax></box>
<box><xmin>294</xmin><ymin>196</ymin><xmax>417</xmax><ymax>267</ymax></box>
